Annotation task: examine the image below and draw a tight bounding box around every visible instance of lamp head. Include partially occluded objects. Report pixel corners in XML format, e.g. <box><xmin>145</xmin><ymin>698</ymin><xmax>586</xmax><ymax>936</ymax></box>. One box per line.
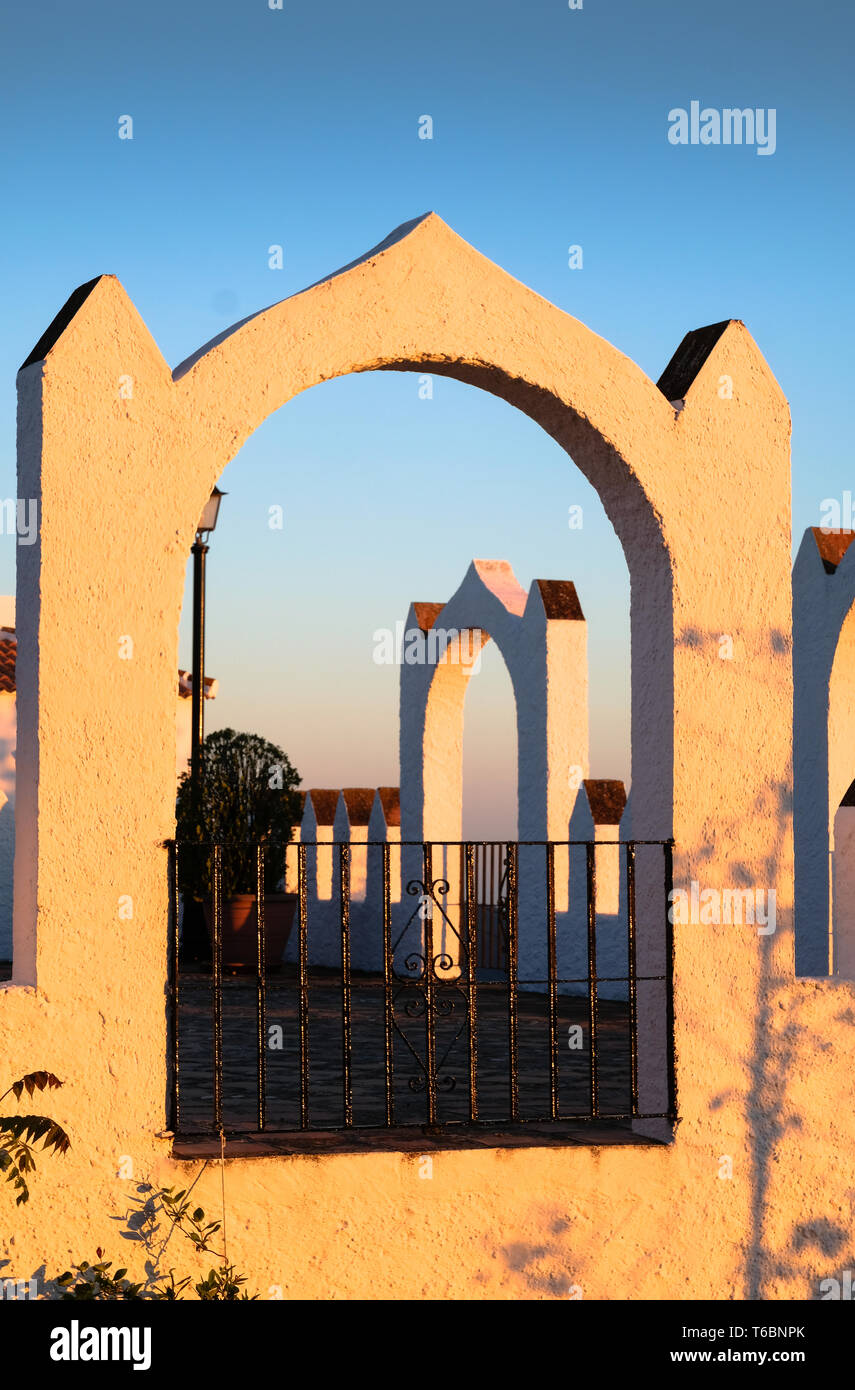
<box><xmin>196</xmin><ymin>486</ymin><xmax>226</xmax><ymax>539</ymax></box>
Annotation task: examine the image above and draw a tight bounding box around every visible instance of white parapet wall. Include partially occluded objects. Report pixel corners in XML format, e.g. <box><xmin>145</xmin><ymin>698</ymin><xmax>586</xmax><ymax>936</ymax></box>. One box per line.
<box><xmin>285</xmin><ymin>786</ymin><xmax>402</xmax><ymax>972</ymax></box>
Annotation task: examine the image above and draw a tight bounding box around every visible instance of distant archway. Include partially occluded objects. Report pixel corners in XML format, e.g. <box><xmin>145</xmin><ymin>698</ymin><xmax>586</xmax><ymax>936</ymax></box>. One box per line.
<box><xmin>399</xmin><ymin>559</ymin><xmax>587</xmax><ymax>845</ymax></box>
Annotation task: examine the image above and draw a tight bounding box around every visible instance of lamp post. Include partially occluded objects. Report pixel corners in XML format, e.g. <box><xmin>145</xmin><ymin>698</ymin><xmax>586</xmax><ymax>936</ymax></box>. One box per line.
<box><xmin>183</xmin><ymin>486</ymin><xmax>225</xmax><ymax>966</ymax></box>
<box><xmin>190</xmin><ymin>486</ymin><xmax>225</xmax><ymax>805</ymax></box>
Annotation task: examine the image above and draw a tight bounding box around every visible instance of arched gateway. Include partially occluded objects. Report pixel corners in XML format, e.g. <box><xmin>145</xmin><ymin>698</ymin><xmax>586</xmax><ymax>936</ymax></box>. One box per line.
<box><xmin>7</xmin><ymin>214</ymin><xmax>794</xmax><ymax>1191</ymax></box>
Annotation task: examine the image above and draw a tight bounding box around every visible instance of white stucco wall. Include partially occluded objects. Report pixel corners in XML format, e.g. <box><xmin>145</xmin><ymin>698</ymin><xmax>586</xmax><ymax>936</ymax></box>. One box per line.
<box><xmin>4</xmin><ymin>215</ymin><xmax>851</xmax><ymax>1302</ymax></box>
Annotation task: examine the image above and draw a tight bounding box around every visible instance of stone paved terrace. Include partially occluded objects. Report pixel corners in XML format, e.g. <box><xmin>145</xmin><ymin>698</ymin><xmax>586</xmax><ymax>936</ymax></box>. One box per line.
<box><xmin>173</xmin><ymin>966</ymin><xmax>650</xmax><ymax>1151</ymax></box>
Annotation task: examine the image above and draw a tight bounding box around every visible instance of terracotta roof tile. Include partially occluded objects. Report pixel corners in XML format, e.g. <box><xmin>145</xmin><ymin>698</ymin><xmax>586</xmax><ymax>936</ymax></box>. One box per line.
<box><xmin>0</xmin><ymin>639</ymin><xmax>15</xmax><ymax>695</ymax></box>
<box><xmin>307</xmin><ymin>789</ymin><xmax>339</xmax><ymax>826</ymax></box>
<box><xmin>376</xmin><ymin>787</ymin><xmax>401</xmax><ymax>827</ymax></box>
<box><xmin>341</xmin><ymin>788</ymin><xmax>375</xmax><ymax>826</ymax></box>
<box><xmin>811</xmin><ymin>527</ymin><xmax>855</xmax><ymax>574</ymax></box>
<box><xmin>412</xmin><ymin>602</ymin><xmax>444</xmax><ymax>632</ymax></box>
<box><xmin>583</xmin><ymin>779</ymin><xmax>627</xmax><ymax>825</ymax></box>
<box><xmin>657</xmin><ymin>320</ymin><xmax>731</xmax><ymax>403</ymax></box>
<box><xmin>535</xmin><ymin>580</ymin><xmax>584</xmax><ymax>620</ymax></box>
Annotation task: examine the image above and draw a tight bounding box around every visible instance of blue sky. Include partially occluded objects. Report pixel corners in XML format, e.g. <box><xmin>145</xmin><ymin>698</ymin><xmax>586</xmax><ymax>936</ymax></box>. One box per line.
<box><xmin>1</xmin><ymin>0</ymin><xmax>852</xmax><ymax>835</ymax></box>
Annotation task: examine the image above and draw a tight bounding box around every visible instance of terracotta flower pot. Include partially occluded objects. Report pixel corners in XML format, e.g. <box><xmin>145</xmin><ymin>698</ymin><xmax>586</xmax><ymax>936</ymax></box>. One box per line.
<box><xmin>203</xmin><ymin>893</ymin><xmax>297</xmax><ymax>974</ymax></box>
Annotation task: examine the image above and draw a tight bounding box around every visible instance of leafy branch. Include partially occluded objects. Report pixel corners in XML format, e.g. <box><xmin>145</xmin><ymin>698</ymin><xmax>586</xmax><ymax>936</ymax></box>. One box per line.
<box><xmin>0</xmin><ymin>1072</ymin><xmax>69</xmax><ymax>1206</ymax></box>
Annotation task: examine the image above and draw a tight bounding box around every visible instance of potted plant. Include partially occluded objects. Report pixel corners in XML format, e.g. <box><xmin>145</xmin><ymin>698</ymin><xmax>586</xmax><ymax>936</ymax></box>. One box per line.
<box><xmin>176</xmin><ymin>728</ymin><xmax>302</xmax><ymax>973</ymax></box>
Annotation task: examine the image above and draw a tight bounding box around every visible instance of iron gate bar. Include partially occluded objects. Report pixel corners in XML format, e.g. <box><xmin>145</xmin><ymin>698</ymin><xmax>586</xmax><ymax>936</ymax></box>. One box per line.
<box><xmin>626</xmin><ymin>841</ymin><xmax>639</xmax><ymax>1117</ymax></box>
<box><xmin>586</xmin><ymin>841</ymin><xmax>599</xmax><ymax>1119</ymax></box>
<box><xmin>664</xmin><ymin>838</ymin><xmax>677</xmax><ymax>1121</ymax></box>
<box><xmin>255</xmin><ymin>846</ymin><xmax>267</xmax><ymax>1132</ymax></box>
<box><xmin>506</xmin><ymin>843</ymin><xmax>519</xmax><ymax>1122</ymax></box>
<box><xmin>464</xmin><ymin>842</ymin><xmax>479</xmax><ymax>1123</ymax></box>
<box><xmin>339</xmin><ymin>843</ymin><xmax>353</xmax><ymax>1128</ymax></box>
<box><xmin>297</xmin><ymin>843</ymin><xmax>310</xmax><ymax>1130</ymax></box>
<box><xmin>483</xmin><ymin>845</ymin><xmax>489</xmax><ymax>968</ymax></box>
<box><xmin>382</xmin><ymin>842</ymin><xmax>395</xmax><ymax>1128</ymax></box>
<box><xmin>490</xmin><ymin>842</ymin><xmax>500</xmax><ymax>970</ymax></box>
<box><xmin>212</xmin><ymin>844</ymin><xmax>224</xmax><ymax>1135</ymax></box>
<box><xmin>168</xmin><ymin>840</ymin><xmax>179</xmax><ymax>1134</ymax></box>
<box><xmin>423</xmin><ymin>842</ymin><xmax>437</xmax><ymax>1127</ymax></box>
<box><xmin>545</xmin><ymin>842</ymin><xmax>559</xmax><ymax>1121</ymax></box>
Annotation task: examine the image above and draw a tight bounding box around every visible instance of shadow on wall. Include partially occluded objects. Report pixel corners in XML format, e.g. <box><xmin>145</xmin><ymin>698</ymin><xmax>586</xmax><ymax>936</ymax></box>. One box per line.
<box><xmin>707</xmin><ymin>776</ymin><xmax>855</xmax><ymax>1300</ymax></box>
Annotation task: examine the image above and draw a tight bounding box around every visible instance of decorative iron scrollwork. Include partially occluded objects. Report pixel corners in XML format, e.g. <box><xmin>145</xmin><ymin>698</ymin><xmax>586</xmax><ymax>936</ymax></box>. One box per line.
<box><xmin>390</xmin><ymin>875</ymin><xmax>469</xmax><ymax>1104</ymax></box>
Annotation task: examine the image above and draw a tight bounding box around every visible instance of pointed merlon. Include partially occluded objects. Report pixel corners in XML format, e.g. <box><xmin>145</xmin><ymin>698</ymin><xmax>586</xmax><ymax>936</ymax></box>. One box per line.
<box><xmin>469</xmin><ymin>560</ymin><xmax>528</xmax><ymax>616</ymax></box>
<box><xmin>656</xmin><ymin>321</ymin><xmax>733</xmax><ymax>404</ymax></box>
<box><xmin>20</xmin><ymin>276</ymin><xmax>106</xmax><ymax>371</ymax></box>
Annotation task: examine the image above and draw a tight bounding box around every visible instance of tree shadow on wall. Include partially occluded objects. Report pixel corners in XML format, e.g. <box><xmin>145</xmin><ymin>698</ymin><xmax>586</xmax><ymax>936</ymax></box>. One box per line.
<box><xmin>727</xmin><ymin>777</ymin><xmax>855</xmax><ymax>1299</ymax></box>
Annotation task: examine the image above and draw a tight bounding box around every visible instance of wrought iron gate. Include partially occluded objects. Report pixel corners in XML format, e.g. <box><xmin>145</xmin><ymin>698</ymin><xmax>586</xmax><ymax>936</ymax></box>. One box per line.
<box><xmin>166</xmin><ymin>837</ymin><xmax>676</xmax><ymax>1141</ymax></box>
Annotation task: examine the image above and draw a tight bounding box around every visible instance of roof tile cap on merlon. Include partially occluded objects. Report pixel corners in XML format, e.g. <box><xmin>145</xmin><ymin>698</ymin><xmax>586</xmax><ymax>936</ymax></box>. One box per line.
<box><xmin>307</xmin><ymin>789</ymin><xmax>340</xmax><ymax>826</ymax></box>
<box><xmin>583</xmin><ymin>779</ymin><xmax>627</xmax><ymax>825</ymax></box>
<box><xmin>656</xmin><ymin>320</ymin><xmax>734</xmax><ymax>405</ymax></box>
<box><xmin>411</xmin><ymin>602</ymin><xmax>445</xmax><ymax>633</ymax></box>
<box><xmin>0</xmin><ymin>637</ymin><xmax>15</xmax><ymax>695</ymax></box>
<box><xmin>810</xmin><ymin>527</ymin><xmax>855</xmax><ymax>575</ymax></box>
<box><xmin>339</xmin><ymin>788</ymin><xmax>376</xmax><ymax>827</ymax></box>
<box><xmin>525</xmin><ymin>579</ymin><xmax>585</xmax><ymax>623</ymax></box>
<box><xmin>375</xmin><ymin>787</ymin><xmax>401</xmax><ymax>828</ymax></box>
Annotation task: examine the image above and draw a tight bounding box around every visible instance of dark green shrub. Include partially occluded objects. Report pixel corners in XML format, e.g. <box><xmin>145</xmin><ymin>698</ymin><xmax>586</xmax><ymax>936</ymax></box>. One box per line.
<box><xmin>176</xmin><ymin>727</ymin><xmax>302</xmax><ymax>900</ymax></box>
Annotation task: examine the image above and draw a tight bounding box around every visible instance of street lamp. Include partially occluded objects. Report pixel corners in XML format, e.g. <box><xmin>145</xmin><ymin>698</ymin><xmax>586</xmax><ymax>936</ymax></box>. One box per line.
<box><xmin>183</xmin><ymin>486</ymin><xmax>226</xmax><ymax>965</ymax></box>
<box><xmin>190</xmin><ymin>486</ymin><xmax>226</xmax><ymax>805</ymax></box>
